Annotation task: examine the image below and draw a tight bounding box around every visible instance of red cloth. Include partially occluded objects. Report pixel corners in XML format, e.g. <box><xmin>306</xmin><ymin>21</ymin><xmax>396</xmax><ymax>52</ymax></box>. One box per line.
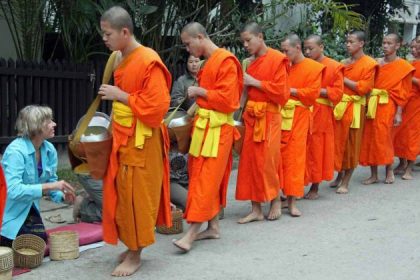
<box><xmin>236</xmin><ymin>48</ymin><xmax>290</xmax><ymax>202</ymax></box>
<box><xmin>305</xmin><ymin>56</ymin><xmax>344</xmax><ymax>184</ymax></box>
<box><xmin>102</xmin><ymin>46</ymin><xmax>172</xmax><ymax>246</ymax></box>
<box><xmin>281</xmin><ymin>58</ymin><xmax>324</xmax><ymax>197</ymax></box>
<box><xmin>393</xmin><ymin>60</ymin><xmax>420</xmax><ymax>160</ymax></box>
<box><xmin>185</xmin><ymin>48</ymin><xmax>243</xmax><ymax>223</ymax></box>
<box><xmin>360</xmin><ymin>58</ymin><xmax>415</xmax><ymax>166</ymax></box>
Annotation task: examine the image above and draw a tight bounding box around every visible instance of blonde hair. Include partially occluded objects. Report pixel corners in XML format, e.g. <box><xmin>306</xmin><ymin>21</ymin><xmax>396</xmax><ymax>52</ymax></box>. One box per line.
<box><xmin>15</xmin><ymin>105</ymin><xmax>53</xmax><ymax>138</ymax></box>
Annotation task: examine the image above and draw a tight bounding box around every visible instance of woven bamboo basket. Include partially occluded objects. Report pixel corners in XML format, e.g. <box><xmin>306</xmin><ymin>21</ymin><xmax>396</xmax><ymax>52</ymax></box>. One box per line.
<box><xmin>12</xmin><ymin>234</ymin><xmax>46</xmax><ymax>269</ymax></box>
<box><xmin>156</xmin><ymin>208</ymin><xmax>183</xmax><ymax>234</ymax></box>
<box><xmin>0</xmin><ymin>246</ymin><xmax>13</xmax><ymax>280</ymax></box>
<box><xmin>49</xmin><ymin>231</ymin><xmax>79</xmax><ymax>261</ymax></box>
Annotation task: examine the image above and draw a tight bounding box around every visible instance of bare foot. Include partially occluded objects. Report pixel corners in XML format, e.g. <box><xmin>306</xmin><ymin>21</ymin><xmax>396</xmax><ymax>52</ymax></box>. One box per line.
<box><xmin>267</xmin><ymin>199</ymin><xmax>281</xmax><ymax>221</ymax></box>
<box><xmin>362</xmin><ymin>176</ymin><xmax>379</xmax><ymax>185</ymax></box>
<box><xmin>118</xmin><ymin>250</ymin><xmax>129</xmax><ymax>263</ymax></box>
<box><xmin>304</xmin><ymin>190</ymin><xmax>319</xmax><ymax>200</ymax></box>
<box><xmin>402</xmin><ymin>170</ymin><xmax>414</xmax><ymax>180</ymax></box>
<box><xmin>384</xmin><ymin>171</ymin><xmax>395</xmax><ymax>184</ymax></box>
<box><xmin>336</xmin><ymin>185</ymin><xmax>349</xmax><ymax>194</ymax></box>
<box><xmin>329</xmin><ymin>173</ymin><xmax>342</xmax><ymax>188</ymax></box>
<box><xmin>195</xmin><ymin>228</ymin><xmax>220</xmax><ymax>241</ymax></box>
<box><xmin>289</xmin><ymin>205</ymin><xmax>301</xmax><ymax>217</ymax></box>
<box><xmin>111</xmin><ymin>251</ymin><xmax>141</xmax><ymax>277</ymax></box>
<box><xmin>172</xmin><ymin>238</ymin><xmax>192</xmax><ymax>253</ymax></box>
<box><xmin>394</xmin><ymin>166</ymin><xmax>405</xmax><ymax>175</ymax></box>
<box><xmin>238</xmin><ymin>211</ymin><xmax>264</xmax><ymax>224</ymax></box>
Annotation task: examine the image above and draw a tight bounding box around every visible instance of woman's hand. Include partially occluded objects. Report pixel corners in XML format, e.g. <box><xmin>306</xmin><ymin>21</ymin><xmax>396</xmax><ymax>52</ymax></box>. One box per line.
<box><xmin>43</xmin><ymin>180</ymin><xmax>76</xmax><ymax>203</ymax></box>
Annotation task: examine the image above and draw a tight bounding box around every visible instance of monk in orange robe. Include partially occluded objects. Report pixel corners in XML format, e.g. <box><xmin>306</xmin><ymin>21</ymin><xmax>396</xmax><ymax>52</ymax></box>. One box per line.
<box><xmin>0</xmin><ymin>166</ymin><xmax>6</xmax><ymax>237</ymax></box>
<box><xmin>393</xmin><ymin>38</ymin><xmax>420</xmax><ymax>179</ymax></box>
<box><xmin>360</xmin><ymin>34</ymin><xmax>415</xmax><ymax>184</ymax></box>
<box><xmin>331</xmin><ymin>30</ymin><xmax>378</xmax><ymax>194</ymax></box>
<box><xmin>303</xmin><ymin>35</ymin><xmax>344</xmax><ymax>199</ymax></box>
<box><xmin>98</xmin><ymin>7</ymin><xmax>172</xmax><ymax>277</ymax></box>
<box><xmin>280</xmin><ymin>34</ymin><xmax>324</xmax><ymax>216</ymax></box>
<box><xmin>173</xmin><ymin>22</ymin><xmax>243</xmax><ymax>252</ymax></box>
<box><xmin>235</xmin><ymin>23</ymin><xmax>290</xmax><ymax>223</ymax></box>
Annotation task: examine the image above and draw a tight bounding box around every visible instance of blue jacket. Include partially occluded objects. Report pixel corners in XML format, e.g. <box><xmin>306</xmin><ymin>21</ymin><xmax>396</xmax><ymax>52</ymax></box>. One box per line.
<box><xmin>1</xmin><ymin>137</ymin><xmax>63</xmax><ymax>239</ymax></box>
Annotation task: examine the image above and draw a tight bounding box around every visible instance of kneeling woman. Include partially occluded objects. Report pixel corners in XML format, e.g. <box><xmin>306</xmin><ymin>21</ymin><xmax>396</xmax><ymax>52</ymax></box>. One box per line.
<box><xmin>0</xmin><ymin>105</ymin><xmax>75</xmax><ymax>246</ymax></box>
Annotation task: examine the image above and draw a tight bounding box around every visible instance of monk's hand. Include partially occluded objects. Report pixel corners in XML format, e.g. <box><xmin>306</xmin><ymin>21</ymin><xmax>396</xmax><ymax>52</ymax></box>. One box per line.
<box><xmin>244</xmin><ymin>73</ymin><xmax>259</xmax><ymax>87</ymax></box>
<box><xmin>320</xmin><ymin>88</ymin><xmax>328</xmax><ymax>98</ymax></box>
<box><xmin>98</xmin><ymin>84</ymin><xmax>125</xmax><ymax>101</ymax></box>
<box><xmin>394</xmin><ymin>111</ymin><xmax>402</xmax><ymax>126</ymax></box>
<box><xmin>187</xmin><ymin>86</ymin><xmax>207</xmax><ymax>98</ymax></box>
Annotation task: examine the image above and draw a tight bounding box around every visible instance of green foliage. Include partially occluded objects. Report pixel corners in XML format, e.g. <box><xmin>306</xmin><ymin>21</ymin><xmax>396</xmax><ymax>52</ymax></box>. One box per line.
<box><xmin>0</xmin><ymin>0</ymin><xmax>48</xmax><ymax>60</ymax></box>
<box><xmin>339</xmin><ymin>0</ymin><xmax>408</xmax><ymax>56</ymax></box>
<box><xmin>1</xmin><ymin>0</ymin><xmax>365</xmax><ymax>65</ymax></box>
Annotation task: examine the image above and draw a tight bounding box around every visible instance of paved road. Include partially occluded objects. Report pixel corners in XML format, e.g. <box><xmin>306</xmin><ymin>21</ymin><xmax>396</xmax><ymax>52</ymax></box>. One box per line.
<box><xmin>18</xmin><ymin>166</ymin><xmax>420</xmax><ymax>280</ymax></box>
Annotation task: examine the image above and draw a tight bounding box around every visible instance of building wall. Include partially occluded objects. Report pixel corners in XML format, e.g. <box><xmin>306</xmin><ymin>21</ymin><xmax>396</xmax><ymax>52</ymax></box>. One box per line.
<box><xmin>393</xmin><ymin>0</ymin><xmax>420</xmax><ymax>42</ymax></box>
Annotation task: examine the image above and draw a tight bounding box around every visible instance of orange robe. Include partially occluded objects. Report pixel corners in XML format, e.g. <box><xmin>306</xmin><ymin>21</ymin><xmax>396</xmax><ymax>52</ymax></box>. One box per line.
<box><xmin>393</xmin><ymin>60</ymin><xmax>420</xmax><ymax>161</ymax></box>
<box><xmin>334</xmin><ymin>55</ymin><xmax>378</xmax><ymax>171</ymax></box>
<box><xmin>281</xmin><ymin>58</ymin><xmax>324</xmax><ymax>197</ymax></box>
<box><xmin>305</xmin><ymin>56</ymin><xmax>343</xmax><ymax>184</ymax></box>
<box><xmin>236</xmin><ymin>48</ymin><xmax>290</xmax><ymax>202</ymax></box>
<box><xmin>185</xmin><ymin>48</ymin><xmax>243</xmax><ymax>223</ymax></box>
<box><xmin>360</xmin><ymin>59</ymin><xmax>415</xmax><ymax>166</ymax></box>
<box><xmin>103</xmin><ymin>46</ymin><xmax>172</xmax><ymax>250</ymax></box>
<box><xmin>0</xmin><ymin>166</ymin><xmax>6</xmax><ymax>236</ymax></box>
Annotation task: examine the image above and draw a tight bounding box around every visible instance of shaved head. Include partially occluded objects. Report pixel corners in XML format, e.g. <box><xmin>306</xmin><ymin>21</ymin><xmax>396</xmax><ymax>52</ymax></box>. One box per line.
<box><xmin>181</xmin><ymin>22</ymin><xmax>208</xmax><ymax>38</ymax></box>
<box><xmin>305</xmin><ymin>34</ymin><xmax>323</xmax><ymax>46</ymax></box>
<box><xmin>241</xmin><ymin>22</ymin><xmax>263</xmax><ymax>36</ymax></box>
<box><xmin>349</xmin><ymin>30</ymin><xmax>366</xmax><ymax>42</ymax></box>
<box><xmin>283</xmin><ymin>34</ymin><xmax>302</xmax><ymax>48</ymax></box>
<box><xmin>385</xmin><ymin>33</ymin><xmax>402</xmax><ymax>44</ymax></box>
<box><xmin>101</xmin><ymin>6</ymin><xmax>133</xmax><ymax>33</ymax></box>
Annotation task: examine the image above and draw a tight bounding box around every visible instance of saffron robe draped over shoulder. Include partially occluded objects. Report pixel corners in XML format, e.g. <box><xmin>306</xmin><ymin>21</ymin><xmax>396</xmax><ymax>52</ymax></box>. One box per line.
<box><xmin>360</xmin><ymin>58</ymin><xmax>415</xmax><ymax>166</ymax></box>
<box><xmin>281</xmin><ymin>58</ymin><xmax>324</xmax><ymax>197</ymax></box>
<box><xmin>0</xmin><ymin>166</ymin><xmax>6</xmax><ymax>236</ymax></box>
<box><xmin>102</xmin><ymin>46</ymin><xmax>172</xmax><ymax>249</ymax></box>
<box><xmin>305</xmin><ymin>56</ymin><xmax>344</xmax><ymax>185</ymax></box>
<box><xmin>185</xmin><ymin>48</ymin><xmax>243</xmax><ymax>223</ymax></box>
<box><xmin>393</xmin><ymin>60</ymin><xmax>420</xmax><ymax>161</ymax></box>
<box><xmin>236</xmin><ymin>48</ymin><xmax>290</xmax><ymax>202</ymax></box>
<box><xmin>334</xmin><ymin>55</ymin><xmax>378</xmax><ymax>171</ymax></box>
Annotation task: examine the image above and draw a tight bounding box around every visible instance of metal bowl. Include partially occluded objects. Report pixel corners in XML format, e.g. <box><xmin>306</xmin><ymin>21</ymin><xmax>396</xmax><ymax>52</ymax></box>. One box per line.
<box><xmin>76</xmin><ymin>112</ymin><xmax>111</xmax><ymax>143</ymax></box>
<box><xmin>165</xmin><ymin>110</ymin><xmax>193</xmax><ymax>128</ymax></box>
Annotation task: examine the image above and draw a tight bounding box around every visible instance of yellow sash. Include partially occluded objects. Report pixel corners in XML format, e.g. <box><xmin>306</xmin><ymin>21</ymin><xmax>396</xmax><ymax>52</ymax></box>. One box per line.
<box><xmin>281</xmin><ymin>99</ymin><xmax>307</xmax><ymax>130</ymax></box>
<box><xmin>366</xmin><ymin>88</ymin><xmax>389</xmax><ymax>119</ymax></box>
<box><xmin>189</xmin><ymin>107</ymin><xmax>234</xmax><ymax>157</ymax></box>
<box><xmin>316</xmin><ymin>97</ymin><xmax>333</xmax><ymax>107</ymax></box>
<box><xmin>333</xmin><ymin>94</ymin><xmax>366</xmax><ymax>129</ymax></box>
<box><xmin>112</xmin><ymin>101</ymin><xmax>152</xmax><ymax>149</ymax></box>
<box><xmin>246</xmin><ymin>101</ymin><xmax>280</xmax><ymax>142</ymax></box>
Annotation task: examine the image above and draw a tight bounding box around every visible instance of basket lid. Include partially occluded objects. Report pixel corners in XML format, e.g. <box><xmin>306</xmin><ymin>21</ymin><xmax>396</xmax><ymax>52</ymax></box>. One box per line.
<box><xmin>0</xmin><ymin>246</ymin><xmax>12</xmax><ymax>256</ymax></box>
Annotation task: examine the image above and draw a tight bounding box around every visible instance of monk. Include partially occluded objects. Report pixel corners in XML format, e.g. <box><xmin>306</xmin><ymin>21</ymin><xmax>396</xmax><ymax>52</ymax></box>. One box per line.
<box><xmin>173</xmin><ymin>22</ymin><xmax>243</xmax><ymax>252</ymax></box>
<box><xmin>98</xmin><ymin>6</ymin><xmax>172</xmax><ymax>277</ymax></box>
<box><xmin>0</xmin><ymin>166</ymin><xmax>6</xmax><ymax>236</ymax></box>
<box><xmin>303</xmin><ymin>35</ymin><xmax>344</xmax><ymax>199</ymax></box>
<box><xmin>280</xmin><ymin>34</ymin><xmax>324</xmax><ymax>216</ymax></box>
<box><xmin>235</xmin><ymin>22</ymin><xmax>290</xmax><ymax>223</ymax></box>
<box><xmin>393</xmin><ymin>37</ymin><xmax>420</xmax><ymax>179</ymax></box>
<box><xmin>331</xmin><ymin>30</ymin><xmax>378</xmax><ymax>194</ymax></box>
<box><xmin>360</xmin><ymin>34</ymin><xmax>415</xmax><ymax>184</ymax></box>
